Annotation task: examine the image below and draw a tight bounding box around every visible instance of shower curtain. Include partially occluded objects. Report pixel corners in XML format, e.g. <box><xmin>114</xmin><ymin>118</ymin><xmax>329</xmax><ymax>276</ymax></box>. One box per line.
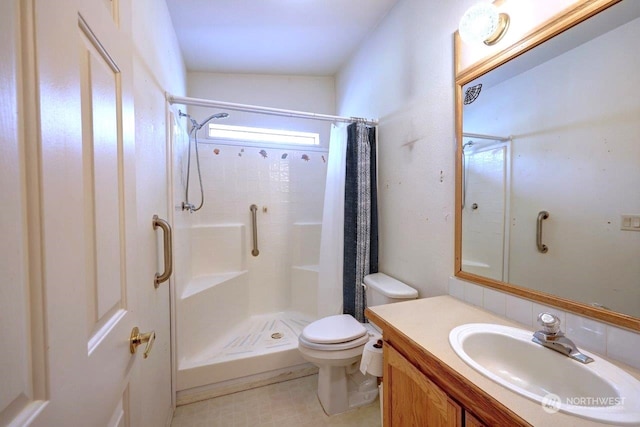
<box><xmin>317</xmin><ymin>124</ymin><xmax>348</xmax><ymax>318</ymax></box>
<box><xmin>343</xmin><ymin>122</ymin><xmax>378</xmax><ymax>322</ymax></box>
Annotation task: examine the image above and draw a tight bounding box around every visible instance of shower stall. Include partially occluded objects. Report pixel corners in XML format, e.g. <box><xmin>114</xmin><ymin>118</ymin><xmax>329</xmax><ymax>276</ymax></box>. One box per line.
<box><xmin>460</xmin><ymin>133</ymin><xmax>511</xmax><ymax>282</ymax></box>
<box><xmin>170</xmin><ymin>109</ymin><xmax>329</xmax><ymax>401</ymax></box>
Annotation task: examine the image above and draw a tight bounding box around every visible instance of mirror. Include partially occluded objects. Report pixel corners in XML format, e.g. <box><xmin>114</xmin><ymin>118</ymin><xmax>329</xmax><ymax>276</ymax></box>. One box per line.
<box><xmin>455</xmin><ymin>0</ymin><xmax>640</xmax><ymax>329</ymax></box>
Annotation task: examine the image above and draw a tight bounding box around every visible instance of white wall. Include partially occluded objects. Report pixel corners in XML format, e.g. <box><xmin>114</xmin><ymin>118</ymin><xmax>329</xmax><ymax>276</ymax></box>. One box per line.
<box><xmin>132</xmin><ymin>2</ymin><xmax>187</xmax><ymax>97</ymax></box>
<box><xmin>464</xmin><ymin>17</ymin><xmax>640</xmax><ymax>317</ymax></box>
<box><xmin>187</xmin><ymin>72</ymin><xmax>335</xmax><ymax>149</ymax></box>
<box><xmin>336</xmin><ymin>0</ymin><xmax>478</xmax><ymax>298</ymax></box>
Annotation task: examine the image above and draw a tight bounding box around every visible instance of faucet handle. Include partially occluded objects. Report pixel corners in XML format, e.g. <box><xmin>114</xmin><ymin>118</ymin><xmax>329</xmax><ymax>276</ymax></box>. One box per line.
<box><xmin>537</xmin><ymin>312</ymin><xmax>561</xmax><ymax>334</ymax></box>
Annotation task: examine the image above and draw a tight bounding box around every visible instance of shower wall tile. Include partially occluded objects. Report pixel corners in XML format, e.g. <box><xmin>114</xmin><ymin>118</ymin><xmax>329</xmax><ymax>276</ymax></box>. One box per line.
<box><xmin>190</xmin><ymin>143</ymin><xmax>328</xmax><ymax>315</ymax></box>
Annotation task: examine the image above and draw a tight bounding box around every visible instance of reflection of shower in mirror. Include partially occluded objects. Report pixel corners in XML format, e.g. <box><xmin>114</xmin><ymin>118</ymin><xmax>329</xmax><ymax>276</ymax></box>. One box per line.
<box><xmin>460</xmin><ymin>133</ymin><xmax>511</xmax><ymax>282</ymax></box>
<box><xmin>462</xmin><ymin>141</ymin><xmax>474</xmax><ymax>209</ymax></box>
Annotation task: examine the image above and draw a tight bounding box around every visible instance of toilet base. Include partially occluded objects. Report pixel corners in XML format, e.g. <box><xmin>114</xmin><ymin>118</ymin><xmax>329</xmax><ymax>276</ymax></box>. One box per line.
<box><xmin>317</xmin><ymin>363</ymin><xmax>378</xmax><ymax>415</ymax></box>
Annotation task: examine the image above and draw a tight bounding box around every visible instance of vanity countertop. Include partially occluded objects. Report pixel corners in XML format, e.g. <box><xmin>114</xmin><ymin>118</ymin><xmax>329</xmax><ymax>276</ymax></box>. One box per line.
<box><xmin>366</xmin><ymin>295</ymin><xmax>640</xmax><ymax>427</ymax></box>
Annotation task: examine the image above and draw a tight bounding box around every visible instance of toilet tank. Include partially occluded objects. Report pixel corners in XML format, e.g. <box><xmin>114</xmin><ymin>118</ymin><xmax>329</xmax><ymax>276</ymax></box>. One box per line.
<box><xmin>364</xmin><ymin>273</ymin><xmax>418</xmax><ymax>307</ymax></box>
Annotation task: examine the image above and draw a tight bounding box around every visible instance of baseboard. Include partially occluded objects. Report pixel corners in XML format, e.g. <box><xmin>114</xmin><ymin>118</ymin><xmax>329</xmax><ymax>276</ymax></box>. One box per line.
<box><xmin>176</xmin><ymin>363</ymin><xmax>318</xmax><ymax>406</ymax></box>
<box><xmin>165</xmin><ymin>405</ymin><xmax>174</xmax><ymax>427</ymax></box>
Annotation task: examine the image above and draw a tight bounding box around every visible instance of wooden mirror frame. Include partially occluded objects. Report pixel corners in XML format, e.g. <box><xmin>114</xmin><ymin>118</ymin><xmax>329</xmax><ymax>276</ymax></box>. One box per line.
<box><xmin>454</xmin><ymin>0</ymin><xmax>640</xmax><ymax>331</ymax></box>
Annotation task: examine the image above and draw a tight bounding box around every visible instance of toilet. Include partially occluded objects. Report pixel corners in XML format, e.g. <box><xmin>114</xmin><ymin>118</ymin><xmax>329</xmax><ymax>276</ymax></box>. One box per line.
<box><xmin>298</xmin><ymin>272</ymin><xmax>418</xmax><ymax>415</ymax></box>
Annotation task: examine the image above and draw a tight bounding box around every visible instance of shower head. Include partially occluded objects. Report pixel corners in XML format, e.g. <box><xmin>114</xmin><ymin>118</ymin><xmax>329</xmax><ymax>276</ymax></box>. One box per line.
<box><xmin>196</xmin><ymin>112</ymin><xmax>229</xmax><ymax>129</ymax></box>
<box><xmin>462</xmin><ymin>141</ymin><xmax>475</xmax><ymax>150</ymax></box>
<box><xmin>209</xmin><ymin>112</ymin><xmax>229</xmax><ymax>120</ymax></box>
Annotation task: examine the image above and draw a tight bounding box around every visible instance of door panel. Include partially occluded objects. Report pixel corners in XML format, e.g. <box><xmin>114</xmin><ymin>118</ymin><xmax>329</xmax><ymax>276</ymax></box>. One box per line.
<box><xmin>79</xmin><ymin>14</ymin><xmax>127</xmax><ymax>345</ymax></box>
<box><xmin>27</xmin><ymin>0</ymin><xmax>139</xmax><ymax>425</ymax></box>
<box><xmin>107</xmin><ymin>387</ymin><xmax>130</xmax><ymax>427</ymax></box>
<box><xmin>0</xmin><ymin>0</ymin><xmax>47</xmax><ymax>424</ymax></box>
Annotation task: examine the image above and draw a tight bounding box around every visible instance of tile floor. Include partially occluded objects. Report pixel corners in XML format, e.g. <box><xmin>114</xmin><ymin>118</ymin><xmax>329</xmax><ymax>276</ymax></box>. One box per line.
<box><xmin>171</xmin><ymin>374</ymin><xmax>382</xmax><ymax>427</ymax></box>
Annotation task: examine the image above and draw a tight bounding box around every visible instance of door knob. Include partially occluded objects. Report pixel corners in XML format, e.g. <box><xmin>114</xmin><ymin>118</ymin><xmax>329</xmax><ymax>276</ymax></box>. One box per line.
<box><xmin>130</xmin><ymin>327</ymin><xmax>155</xmax><ymax>359</ymax></box>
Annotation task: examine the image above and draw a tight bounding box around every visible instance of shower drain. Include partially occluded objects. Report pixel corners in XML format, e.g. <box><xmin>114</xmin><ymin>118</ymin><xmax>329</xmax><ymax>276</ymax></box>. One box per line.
<box><xmin>270</xmin><ymin>332</ymin><xmax>284</xmax><ymax>339</ymax></box>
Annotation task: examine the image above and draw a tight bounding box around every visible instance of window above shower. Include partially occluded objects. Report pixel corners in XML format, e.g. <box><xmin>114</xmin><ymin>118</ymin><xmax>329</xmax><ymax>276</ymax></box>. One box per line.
<box><xmin>206</xmin><ymin>123</ymin><xmax>320</xmax><ymax>149</ymax></box>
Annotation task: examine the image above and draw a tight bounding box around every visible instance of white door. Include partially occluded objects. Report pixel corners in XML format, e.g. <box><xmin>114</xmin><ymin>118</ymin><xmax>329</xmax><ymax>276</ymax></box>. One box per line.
<box><xmin>0</xmin><ymin>0</ymin><xmax>159</xmax><ymax>425</ymax></box>
<box><xmin>0</xmin><ymin>0</ymin><xmax>44</xmax><ymax>425</ymax></box>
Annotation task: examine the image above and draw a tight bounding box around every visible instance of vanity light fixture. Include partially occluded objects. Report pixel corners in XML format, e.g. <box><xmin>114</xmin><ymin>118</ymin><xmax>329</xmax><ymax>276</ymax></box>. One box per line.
<box><xmin>459</xmin><ymin>2</ymin><xmax>510</xmax><ymax>46</ymax></box>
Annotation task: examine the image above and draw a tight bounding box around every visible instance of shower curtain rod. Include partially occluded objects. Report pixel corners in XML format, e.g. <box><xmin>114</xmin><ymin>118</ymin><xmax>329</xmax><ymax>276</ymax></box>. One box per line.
<box><xmin>167</xmin><ymin>94</ymin><xmax>378</xmax><ymax>126</ymax></box>
<box><xmin>462</xmin><ymin>132</ymin><xmax>510</xmax><ymax>142</ymax></box>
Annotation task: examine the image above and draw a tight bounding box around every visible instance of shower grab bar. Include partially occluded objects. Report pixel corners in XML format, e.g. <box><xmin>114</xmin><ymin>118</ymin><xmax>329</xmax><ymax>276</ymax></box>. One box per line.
<box><xmin>250</xmin><ymin>204</ymin><xmax>259</xmax><ymax>257</ymax></box>
<box><xmin>153</xmin><ymin>215</ymin><xmax>173</xmax><ymax>288</ymax></box>
<box><xmin>537</xmin><ymin>211</ymin><xmax>549</xmax><ymax>253</ymax></box>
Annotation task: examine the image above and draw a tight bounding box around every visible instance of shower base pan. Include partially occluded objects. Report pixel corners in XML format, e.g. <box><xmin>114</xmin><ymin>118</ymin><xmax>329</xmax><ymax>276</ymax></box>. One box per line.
<box><xmin>177</xmin><ymin>311</ymin><xmax>315</xmax><ymax>392</ymax></box>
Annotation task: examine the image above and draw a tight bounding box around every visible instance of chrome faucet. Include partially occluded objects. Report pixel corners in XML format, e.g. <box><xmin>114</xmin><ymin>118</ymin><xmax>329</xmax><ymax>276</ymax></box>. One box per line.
<box><xmin>532</xmin><ymin>312</ymin><xmax>594</xmax><ymax>364</ymax></box>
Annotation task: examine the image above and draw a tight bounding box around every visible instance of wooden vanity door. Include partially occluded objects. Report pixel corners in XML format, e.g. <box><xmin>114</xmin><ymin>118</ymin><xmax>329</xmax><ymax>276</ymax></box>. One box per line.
<box><xmin>384</xmin><ymin>344</ymin><xmax>462</xmax><ymax>426</ymax></box>
<box><xmin>464</xmin><ymin>412</ymin><xmax>488</xmax><ymax>427</ymax></box>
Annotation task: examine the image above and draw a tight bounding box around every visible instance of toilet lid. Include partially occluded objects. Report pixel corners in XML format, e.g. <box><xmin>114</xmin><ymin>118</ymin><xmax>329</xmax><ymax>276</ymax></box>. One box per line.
<box><xmin>301</xmin><ymin>314</ymin><xmax>367</xmax><ymax>344</ymax></box>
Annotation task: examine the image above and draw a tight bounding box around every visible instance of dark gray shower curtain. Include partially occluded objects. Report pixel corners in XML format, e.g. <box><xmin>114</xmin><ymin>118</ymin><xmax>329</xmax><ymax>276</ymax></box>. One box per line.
<box><xmin>343</xmin><ymin>122</ymin><xmax>378</xmax><ymax>322</ymax></box>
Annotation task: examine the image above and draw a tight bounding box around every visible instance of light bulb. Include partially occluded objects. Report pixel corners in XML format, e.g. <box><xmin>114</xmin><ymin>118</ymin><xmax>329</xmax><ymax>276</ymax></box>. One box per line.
<box><xmin>459</xmin><ymin>2</ymin><xmax>501</xmax><ymax>45</ymax></box>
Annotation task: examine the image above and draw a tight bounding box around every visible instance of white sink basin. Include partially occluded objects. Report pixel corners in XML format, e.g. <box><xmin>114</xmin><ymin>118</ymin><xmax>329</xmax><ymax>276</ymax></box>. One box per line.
<box><xmin>449</xmin><ymin>323</ymin><xmax>640</xmax><ymax>425</ymax></box>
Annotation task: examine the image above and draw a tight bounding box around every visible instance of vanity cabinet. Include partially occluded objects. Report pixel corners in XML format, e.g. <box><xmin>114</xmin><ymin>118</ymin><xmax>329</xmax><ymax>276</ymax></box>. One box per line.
<box><xmin>383</xmin><ymin>343</ymin><xmax>495</xmax><ymax>426</ymax></box>
<box><xmin>384</xmin><ymin>344</ymin><xmax>462</xmax><ymax>426</ymax></box>
<box><xmin>370</xmin><ymin>304</ymin><xmax>531</xmax><ymax>427</ymax></box>
<box><xmin>463</xmin><ymin>412</ymin><xmax>487</xmax><ymax>427</ymax></box>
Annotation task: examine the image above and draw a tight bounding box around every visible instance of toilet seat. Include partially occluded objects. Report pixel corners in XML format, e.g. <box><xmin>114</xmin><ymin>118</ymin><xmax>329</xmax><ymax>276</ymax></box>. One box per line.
<box><xmin>296</xmin><ymin>273</ymin><xmax>417</xmax><ymax>416</ymax></box>
<box><xmin>301</xmin><ymin>314</ymin><xmax>367</xmax><ymax>344</ymax></box>
<box><xmin>298</xmin><ymin>333</ymin><xmax>370</xmax><ymax>351</ymax></box>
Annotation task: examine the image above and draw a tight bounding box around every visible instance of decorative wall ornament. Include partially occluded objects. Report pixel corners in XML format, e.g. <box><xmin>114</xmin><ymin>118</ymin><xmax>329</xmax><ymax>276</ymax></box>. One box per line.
<box><xmin>464</xmin><ymin>83</ymin><xmax>482</xmax><ymax>105</ymax></box>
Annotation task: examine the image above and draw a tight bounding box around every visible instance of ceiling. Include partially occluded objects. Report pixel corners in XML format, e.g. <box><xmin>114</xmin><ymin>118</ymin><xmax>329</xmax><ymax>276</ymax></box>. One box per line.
<box><xmin>165</xmin><ymin>0</ymin><xmax>400</xmax><ymax>75</ymax></box>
